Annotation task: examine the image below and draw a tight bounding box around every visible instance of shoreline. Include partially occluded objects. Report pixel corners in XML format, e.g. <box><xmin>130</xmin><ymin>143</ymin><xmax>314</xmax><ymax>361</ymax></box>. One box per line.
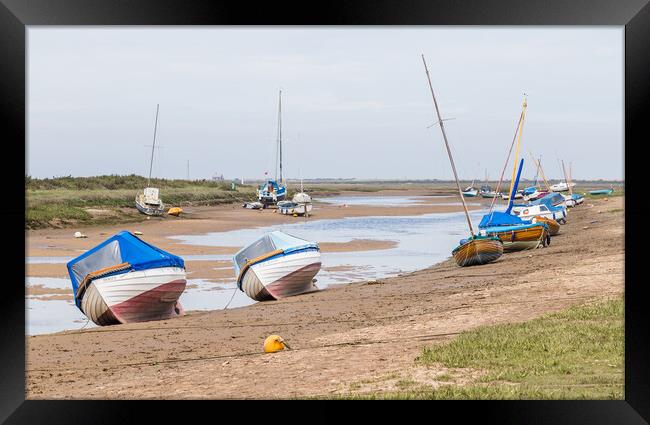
<box><xmin>26</xmin><ymin>196</ymin><xmax>624</xmax><ymax>398</ymax></box>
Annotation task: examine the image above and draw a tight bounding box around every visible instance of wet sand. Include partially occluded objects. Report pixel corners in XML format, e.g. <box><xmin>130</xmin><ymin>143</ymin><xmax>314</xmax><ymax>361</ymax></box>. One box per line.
<box><xmin>26</xmin><ymin>196</ymin><xmax>624</xmax><ymax>399</ymax></box>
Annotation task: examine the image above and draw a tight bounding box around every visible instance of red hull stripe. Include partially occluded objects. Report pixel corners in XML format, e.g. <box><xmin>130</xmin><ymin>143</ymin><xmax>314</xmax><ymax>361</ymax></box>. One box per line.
<box><xmin>109</xmin><ymin>279</ymin><xmax>186</xmax><ymax>324</ymax></box>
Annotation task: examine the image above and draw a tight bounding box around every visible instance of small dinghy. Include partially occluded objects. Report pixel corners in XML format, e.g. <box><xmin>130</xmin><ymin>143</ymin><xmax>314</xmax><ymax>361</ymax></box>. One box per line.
<box><xmin>452</xmin><ymin>235</ymin><xmax>504</xmax><ymax>267</ymax></box>
<box><xmin>67</xmin><ymin>231</ymin><xmax>186</xmax><ymax>326</ymax></box>
<box><xmin>589</xmin><ymin>188</ymin><xmax>614</xmax><ymax>196</ymax></box>
<box><xmin>233</xmin><ymin>231</ymin><xmax>321</xmax><ymax>301</ymax></box>
<box><xmin>243</xmin><ymin>201</ymin><xmax>263</xmax><ymax>209</ymax></box>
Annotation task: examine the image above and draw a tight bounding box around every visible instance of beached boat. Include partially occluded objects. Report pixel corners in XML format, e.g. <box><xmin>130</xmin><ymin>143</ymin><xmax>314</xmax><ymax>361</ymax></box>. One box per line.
<box><xmin>278</xmin><ymin>200</ymin><xmax>313</xmax><ymax>216</ymax></box>
<box><xmin>258</xmin><ymin>90</ymin><xmax>287</xmax><ymax>207</ymax></box>
<box><xmin>243</xmin><ymin>201</ymin><xmax>263</xmax><ymax>209</ymax></box>
<box><xmin>510</xmin><ymin>202</ymin><xmax>567</xmax><ymax>223</ymax></box>
<box><xmin>531</xmin><ymin>215</ymin><xmax>560</xmax><ymax>236</ymax></box>
<box><xmin>589</xmin><ymin>188</ymin><xmax>614</xmax><ymax>196</ymax></box>
<box><xmin>67</xmin><ymin>231</ymin><xmax>186</xmax><ymax>326</ymax></box>
<box><xmin>479</xmin><ymin>185</ymin><xmax>498</xmax><ymax>198</ymax></box>
<box><xmin>135</xmin><ymin>187</ymin><xmax>165</xmax><ymax>216</ymax></box>
<box><xmin>280</xmin><ymin>165</ymin><xmax>313</xmax><ymax>216</ymax></box>
<box><xmin>549</xmin><ymin>181</ymin><xmax>575</xmax><ymax>192</ymax></box>
<box><xmin>452</xmin><ymin>235</ymin><xmax>504</xmax><ymax>266</ymax></box>
<box><xmin>135</xmin><ymin>104</ymin><xmax>166</xmax><ymax>216</ymax></box>
<box><xmin>234</xmin><ymin>231</ymin><xmax>321</xmax><ymax>301</ymax></box>
<box><xmin>421</xmin><ymin>54</ymin><xmax>503</xmax><ymax>267</ymax></box>
<box><xmin>478</xmin><ymin>159</ymin><xmax>550</xmax><ymax>252</ymax></box>
<box><xmin>462</xmin><ymin>180</ymin><xmax>479</xmax><ymax>197</ymax></box>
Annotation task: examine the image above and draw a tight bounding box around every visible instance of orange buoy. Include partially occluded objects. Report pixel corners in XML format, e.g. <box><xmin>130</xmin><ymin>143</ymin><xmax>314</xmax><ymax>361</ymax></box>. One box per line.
<box><xmin>263</xmin><ymin>335</ymin><xmax>291</xmax><ymax>353</ymax></box>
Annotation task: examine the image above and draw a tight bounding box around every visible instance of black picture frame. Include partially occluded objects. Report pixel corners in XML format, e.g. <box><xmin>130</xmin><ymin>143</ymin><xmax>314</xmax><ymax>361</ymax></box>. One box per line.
<box><xmin>3</xmin><ymin>0</ymin><xmax>648</xmax><ymax>423</ymax></box>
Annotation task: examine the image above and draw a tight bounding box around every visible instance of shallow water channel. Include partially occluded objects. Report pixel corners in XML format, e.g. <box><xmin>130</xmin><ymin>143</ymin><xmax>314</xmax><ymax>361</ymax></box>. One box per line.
<box><xmin>26</xmin><ymin>196</ymin><xmax>489</xmax><ymax>335</ymax></box>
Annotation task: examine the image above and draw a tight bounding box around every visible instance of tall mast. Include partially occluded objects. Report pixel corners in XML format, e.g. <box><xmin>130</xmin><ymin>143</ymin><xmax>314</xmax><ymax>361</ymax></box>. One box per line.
<box><xmin>488</xmin><ymin>107</ymin><xmax>525</xmax><ymax>213</ymax></box>
<box><xmin>276</xmin><ymin>90</ymin><xmax>283</xmax><ymax>183</ymax></box>
<box><xmin>507</xmin><ymin>96</ymin><xmax>527</xmax><ymax>200</ymax></box>
<box><xmin>421</xmin><ymin>54</ymin><xmax>475</xmax><ymax>236</ymax></box>
<box><xmin>148</xmin><ymin>104</ymin><xmax>160</xmax><ymax>187</ymax></box>
<box><xmin>561</xmin><ymin>159</ymin><xmax>573</xmax><ymax>195</ymax></box>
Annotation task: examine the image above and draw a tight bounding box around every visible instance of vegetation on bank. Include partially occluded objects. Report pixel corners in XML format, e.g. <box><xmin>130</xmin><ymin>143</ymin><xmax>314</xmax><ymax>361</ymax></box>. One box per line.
<box><xmin>335</xmin><ymin>297</ymin><xmax>623</xmax><ymax>399</ymax></box>
<box><xmin>26</xmin><ymin>175</ymin><xmax>258</xmax><ymax>229</ymax></box>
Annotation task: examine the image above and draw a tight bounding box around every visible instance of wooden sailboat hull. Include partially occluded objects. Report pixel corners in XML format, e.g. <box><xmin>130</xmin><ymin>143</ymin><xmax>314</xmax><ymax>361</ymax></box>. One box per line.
<box><xmin>484</xmin><ymin>225</ymin><xmax>549</xmax><ymax>252</ymax></box>
<box><xmin>452</xmin><ymin>238</ymin><xmax>503</xmax><ymax>267</ymax></box>
<box><xmin>532</xmin><ymin>216</ymin><xmax>560</xmax><ymax>236</ymax></box>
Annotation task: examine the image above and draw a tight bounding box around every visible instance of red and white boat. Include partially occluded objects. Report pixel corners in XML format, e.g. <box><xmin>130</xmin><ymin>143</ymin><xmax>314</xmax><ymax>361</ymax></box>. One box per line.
<box><xmin>68</xmin><ymin>231</ymin><xmax>187</xmax><ymax>326</ymax></box>
<box><xmin>233</xmin><ymin>231</ymin><xmax>321</xmax><ymax>301</ymax></box>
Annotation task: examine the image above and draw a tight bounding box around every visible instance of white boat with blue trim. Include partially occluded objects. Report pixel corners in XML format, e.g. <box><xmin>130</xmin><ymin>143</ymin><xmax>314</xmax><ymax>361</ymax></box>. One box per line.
<box><xmin>233</xmin><ymin>231</ymin><xmax>321</xmax><ymax>301</ymax></box>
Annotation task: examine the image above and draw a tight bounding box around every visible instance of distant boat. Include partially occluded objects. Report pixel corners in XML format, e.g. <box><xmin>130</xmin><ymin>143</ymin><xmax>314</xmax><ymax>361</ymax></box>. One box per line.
<box><xmin>258</xmin><ymin>90</ymin><xmax>287</xmax><ymax>207</ymax></box>
<box><xmin>233</xmin><ymin>231</ymin><xmax>321</xmax><ymax>301</ymax></box>
<box><xmin>549</xmin><ymin>181</ymin><xmax>575</xmax><ymax>192</ymax></box>
<box><xmin>421</xmin><ymin>55</ymin><xmax>503</xmax><ymax>267</ymax></box>
<box><xmin>589</xmin><ymin>188</ymin><xmax>614</xmax><ymax>195</ymax></box>
<box><xmin>136</xmin><ymin>104</ymin><xmax>165</xmax><ymax>216</ymax></box>
<box><xmin>67</xmin><ymin>231</ymin><xmax>186</xmax><ymax>326</ymax></box>
<box><xmin>278</xmin><ymin>200</ymin><xmax>312</xmax><ymax>216</ymax></box>
<box><xmin>279</xmin><ymin>144</ymin><xmax>313</xmax><ymax>216</ymax></box>
<box><xmin>461</xmin><ymin>186</ymin><xmax>479</xmax><ymax>197</ymax></box>
<box><xmin>480</xmin><ymin>185</ymin><xmax>499</xmax><ymax>198</ymax></box>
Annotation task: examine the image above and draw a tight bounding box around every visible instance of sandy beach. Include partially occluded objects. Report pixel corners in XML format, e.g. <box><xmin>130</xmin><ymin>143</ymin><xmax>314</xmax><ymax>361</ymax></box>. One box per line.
<box><xmin>25</xmin><ymin>193</ymin><xmax>624</xmax><ymax>399</ymax></box>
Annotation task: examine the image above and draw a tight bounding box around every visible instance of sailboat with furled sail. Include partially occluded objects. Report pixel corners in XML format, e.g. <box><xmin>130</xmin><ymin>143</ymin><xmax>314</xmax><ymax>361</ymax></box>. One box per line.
<box><xmin>135</xmin><ymin>104</ymin><xmax>165</xmax><ymax>216</ymax></box>
<box><xmin>421</xmin><ymin>55</ymin><xmax>503</xmax><ymax>267</ymax></box>
<box><xmin>258</xmin><ymin>90</ymin><xmax>288</xmax><ymax>207</ymax></box>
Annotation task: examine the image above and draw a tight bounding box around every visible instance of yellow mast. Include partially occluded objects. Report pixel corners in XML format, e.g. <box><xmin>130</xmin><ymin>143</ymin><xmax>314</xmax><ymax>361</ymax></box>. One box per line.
<box><xmin>507</xmin><ymin>95</ymin><xmax>527</xmax><ymax>198</ymax></box>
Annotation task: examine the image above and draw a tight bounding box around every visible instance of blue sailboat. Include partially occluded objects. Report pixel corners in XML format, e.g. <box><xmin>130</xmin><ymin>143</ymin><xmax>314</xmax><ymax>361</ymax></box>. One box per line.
<box><xmin>258</xmin><ymin>90</ymin><xmax>287</xmax><ymax>207</ymax></box>
<box><xmin>478</xmin><ymin>159</ymin><xmax>550</xmax><ymax>252</ymax></box>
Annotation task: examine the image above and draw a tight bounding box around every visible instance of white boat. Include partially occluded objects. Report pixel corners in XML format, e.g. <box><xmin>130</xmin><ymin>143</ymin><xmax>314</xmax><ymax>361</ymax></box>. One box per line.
<box><xmin>510</xmin><ymin>203</ymin><xmax>567</xmax><ymax>223</ymax></box>
<box><xmin>278</xmin><ymin>201</ymin><xmax>313</xmax><ymax>216</ymax></box>
<box><xmin>67</xmin><ymin>231</ymin><xmax>187</xmax><ymax>326</ymax></box>
<box><xmin>135</xmin><ymin>187</ymin><xmax>165</xmax><ymax>216</ymax></box>
<box><xmin>136</xmin><ymin>104</ymin><xmax>165</xmax><ymax>216</ymax></box>
<box><xmin>461</xmin><ymin>187</ymin><xmax>479</xmax><ymax>197</ymax></box>
<box><xmin>233</xmin><ymin>231</ymin><xmax>321</xmax><ymax>301</ymax></box>
<box><xmin>243</xmin><ymin>201</ymin><xmax>263</xmax><ymax>209</ymax></box>
<box><xmin>549</xmin><ymin>181</ymin><xmax>576</xmax><ymax>192</ymax></box>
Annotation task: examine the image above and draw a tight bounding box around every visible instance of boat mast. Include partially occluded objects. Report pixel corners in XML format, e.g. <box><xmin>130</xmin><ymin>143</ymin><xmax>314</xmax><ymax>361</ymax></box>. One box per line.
<box><xmin>276</xmin><ymin>90</ymin><xmax>283</xmax><ymax>183</ymax></box>
<box><xmin>421</xmin><ymin>54</ymin><xmax>475</xmax><ymax>237</ymax></box>
<box><xmin>561</xmin><ymin>159</ymin><xmax>573</xmax><ymax>195</ymax></box>
<box><xmin>148</xmin><ymin>104</ymin><xmax>160</xmax><ymax>187</ymax></box>
<box><xmin>507</xmin><ymin>96</ymin><xmax>527</xmax><ymax>200</ymax></box>
<box><xmin>487</xmin><ymin>105</ymin><xmax>525</xmax><ymax>213</ymax></box>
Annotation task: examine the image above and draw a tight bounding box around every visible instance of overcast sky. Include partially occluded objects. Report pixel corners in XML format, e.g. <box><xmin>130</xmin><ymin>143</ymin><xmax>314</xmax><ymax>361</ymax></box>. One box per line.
<box><xmin>27</xmin><ymin>27</ymin><xmax>623</xmax><ymax>181</ymax></box>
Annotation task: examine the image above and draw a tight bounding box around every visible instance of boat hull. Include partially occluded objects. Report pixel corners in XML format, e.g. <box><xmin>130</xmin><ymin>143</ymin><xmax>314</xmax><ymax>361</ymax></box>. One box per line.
<box><xmin>589</xmin><ymin>189</ymin><xmax>614</xmax><ymax>195</ymax></box>
<box><xmin>239</xmin><ymin>250</ymin><xmax>321</xmax><ymax>301</ymax></box>
<box><xmin>483</xmin><ymin>225</ymin><xmax>548</xmax><ymax>252</ymax></box>
<box><xmin>452</xmin><ymin>238</ymin><xmax>503</xmax><ymax>267</ymax></box>
<box><xmin>80</xmin><ymin>267</ymin><xmax>186</xmax><ymax>326</ymax></box>
<box><xmin>135</xmin><ymin>196</ymin><xmax>165</xmax><ymax>216</ymax></box>
<box><xmin>279</xmin><ymin>203</ymin><xmax>313</xmax><ymax>216</ymax></box>
<box><xmin>532</xmin><ymin>216</ymin><xmax>560</xmax><ymax>236</ymax></box>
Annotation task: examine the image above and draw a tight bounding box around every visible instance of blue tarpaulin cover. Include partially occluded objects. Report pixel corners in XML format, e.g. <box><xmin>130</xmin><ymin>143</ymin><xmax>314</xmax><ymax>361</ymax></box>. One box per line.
<box><xmin>479</xmin><ymin>211</ymin><xmax>532</xmax><ymax>228</ymax></box>
<box><xmin>66</xmin><ymin>231</ymin><xmax>184</xmax><ymax>307</ymax></box>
